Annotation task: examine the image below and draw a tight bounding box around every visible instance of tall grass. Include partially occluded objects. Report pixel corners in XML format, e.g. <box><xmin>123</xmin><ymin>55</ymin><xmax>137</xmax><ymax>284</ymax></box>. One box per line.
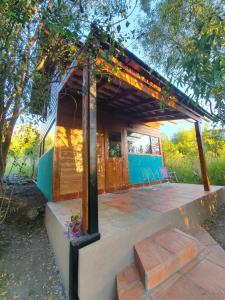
<box><xmin>166</xmin><ymin>157</ymin><xmax>225</xmax><ymax>186</ymax></box>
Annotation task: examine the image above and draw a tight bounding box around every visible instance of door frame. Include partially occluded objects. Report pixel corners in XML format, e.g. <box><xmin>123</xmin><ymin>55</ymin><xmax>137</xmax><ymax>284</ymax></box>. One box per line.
<box><xmin>104</xmin><ymin>125</ymin><xmax>129</xmax><ymax>192</ymax></box>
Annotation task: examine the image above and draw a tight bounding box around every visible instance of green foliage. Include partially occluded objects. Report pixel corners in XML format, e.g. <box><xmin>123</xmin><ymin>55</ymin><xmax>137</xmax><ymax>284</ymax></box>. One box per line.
<box><xmin>166</xmin><ymin>157</ymin><xmax>225</xmax><ymax>186</ymax></box>
<box><xmin>203</xmin><ymin>126</ymin><xmax>225</xmax><ymax>158</ymax></box>
<box><xmin>9</xmin><ymin>124</ymin><xmax>39</xmax><ymax>159</ymax></box>
<box><xmin>5</xmin><ymin>124</ymin><xmax>40</xmax><ymax>178</ymax></box>
<box><xmin>166</xmin><ymin>158</ymin><xmax>201</xmax><ymax>184</ymax></box>
<box><xmin>140</xmin><ymin>0</ymin><xmax>225</xmax><ymax>124</ymax></box>
<box><xmin>162</xmin><ymin>127</ymin><xmax>225</xmax><ymax>185</ymax></box>
<box><xmin>0</xmin><ymin>0</ymin><xmax>136</xmax><ymax>183</ymax></box>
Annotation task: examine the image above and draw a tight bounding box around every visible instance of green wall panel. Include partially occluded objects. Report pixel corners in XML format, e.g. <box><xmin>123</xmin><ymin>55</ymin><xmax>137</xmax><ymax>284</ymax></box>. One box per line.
<box><xmin>37</xmin><ymin>148</ymin><xmax>53</xmax><ymax>201</ymax></box>
<box><xmin>128</xmin><ymin>154</ymin><xmax>163</xmax><ymax>185</ymax></box>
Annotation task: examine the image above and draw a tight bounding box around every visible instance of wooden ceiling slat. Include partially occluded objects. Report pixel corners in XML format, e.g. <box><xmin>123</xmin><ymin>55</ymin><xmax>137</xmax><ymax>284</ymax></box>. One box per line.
<box><xmin>130</xmin><ymin>115</ymin><xmax>187</xmax><ymax>123</ymax></box>
<box><xmin>97</xmin><ymin>78</ymin><xmax>109</xmax><ymax>90</ymax></box>
<box><xmin>108</xmin><ymin>89</ymin><xmax>137</xmax><ymax>102</ymax></box>
<box><xmin>118</xmin><ymin>97</ymin><xmax>158</xmax><ymax>112</ymax></box>
<box><xmin>126</xmin><ymin>109</ymin><xmax>179</xmax><ymax>119</ymax></box>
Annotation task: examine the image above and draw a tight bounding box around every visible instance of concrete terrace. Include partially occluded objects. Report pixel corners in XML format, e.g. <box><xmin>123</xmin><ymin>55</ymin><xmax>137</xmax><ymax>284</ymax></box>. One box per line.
<box><xmin>48</xmin><ymin>183</ymin><xmax>223</xmax><ymax>239</ymax></box>
<box><xmin>46</xmin><ymin>183</ymin><xmax>225</xmax><ymax>300</ymax></box>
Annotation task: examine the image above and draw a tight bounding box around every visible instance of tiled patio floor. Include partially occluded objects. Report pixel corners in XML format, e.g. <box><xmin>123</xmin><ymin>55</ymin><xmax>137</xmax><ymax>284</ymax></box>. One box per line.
<box><xmin>48</xmin><ymin>183</ymin><xmax>221</xmax><ymax>239</ymax></box>
<box><xmin>151</xmin><ymin>225</ymin><xmax>225</xmax><ymax>300</ymax></box>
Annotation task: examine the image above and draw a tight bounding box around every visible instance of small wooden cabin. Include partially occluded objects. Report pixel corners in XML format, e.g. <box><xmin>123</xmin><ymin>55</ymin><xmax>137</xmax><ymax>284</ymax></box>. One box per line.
<box><xmin>37</xmin><ymin>39</ymin><xmax>212</xmax><ymax>203</ymax></box>
<box><xmin>37</xmin><ymin>36</ymin><xmax>214</xmax><ymax>300</ymax></box>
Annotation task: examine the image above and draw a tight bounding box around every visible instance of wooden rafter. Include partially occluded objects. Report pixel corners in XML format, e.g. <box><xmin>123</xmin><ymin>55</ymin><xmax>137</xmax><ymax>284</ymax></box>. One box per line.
<box><xmin>140</xmin><ymin>110</ymin><xmax>179</xmax><ymax>118</ymax></box>
<box><xmin>117</xmin><ymin>97</ymin><xmax>159</xmax><ymax>112</ymax></box>
<box><xmin>131</xmin><ymin>107</ymin><xmax>171</xmax><ymax>115</ymax></box>
<box><xmin>96</xmin><ymin>57</ymin><xmax>201</xmax><ymax>121</ymax></box>
<box><xmin>130</xmin><ymin>114</ymin><xmax>187</xmax><ymax>123</ymax></box>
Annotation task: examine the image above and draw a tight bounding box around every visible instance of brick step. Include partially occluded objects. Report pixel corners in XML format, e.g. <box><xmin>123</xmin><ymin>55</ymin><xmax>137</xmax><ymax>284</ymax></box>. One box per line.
<box><xmin>116</xmin><ymin>226</ymin><xmax>225</xmax><ymax>300</ymax></box>
<box><xmin>116</xmin><ymin>264</ymin><xmax>145</xmax><ymax>300</ymax></box>
<box><xmin>134</xmin><ymin>227</ymin><xmax>198</xmax><ymax>291</ymax></box>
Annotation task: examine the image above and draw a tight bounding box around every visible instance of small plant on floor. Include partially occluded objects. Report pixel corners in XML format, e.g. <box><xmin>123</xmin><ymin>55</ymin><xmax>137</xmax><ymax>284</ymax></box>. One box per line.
<box><xmin>65</xmin><ymin>210</ymin><xmax>82</xmax><ymax>241</ymax></box>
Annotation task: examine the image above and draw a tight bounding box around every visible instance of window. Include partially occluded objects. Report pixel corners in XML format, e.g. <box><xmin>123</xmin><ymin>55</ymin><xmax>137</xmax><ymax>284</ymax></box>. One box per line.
<box><xmin>43</xmin><ymin>122</ymin><xmax>56</xmax><ymax>154</ymax></box>
<box><xmin>127</xmin><ymin>132</ymin><xmax>161</xmax><ymax>155</ymax></box>
<box><xmin>109</xmin><ymin>132</ymin><xmax>121</xmax><ymax>157</ymax></box>
<box><xmin>127</xmin><ymin>132</ymin><xmax>151</xmax><ymax>154</ymax></box>
<box><xmin>151</xmin><ymin>136</ymin><xmax>160</xmax><ymax>155</ymax></box>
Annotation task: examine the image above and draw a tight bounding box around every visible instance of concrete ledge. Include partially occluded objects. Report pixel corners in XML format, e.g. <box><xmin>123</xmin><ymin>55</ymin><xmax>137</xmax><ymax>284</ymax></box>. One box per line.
<box><xmin>45</xmin><ymin>204</ymin><xmax>70</xmax><ymax>297</ymax></box>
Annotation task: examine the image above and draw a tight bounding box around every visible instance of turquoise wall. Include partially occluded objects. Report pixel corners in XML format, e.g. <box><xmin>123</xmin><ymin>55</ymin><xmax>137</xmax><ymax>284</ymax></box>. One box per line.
<box><xmin>37</xmin><ymin>148</ymin><xmax>54</xmax><ymax>201</ymax></box>
<box><xmin>128</xmin><ymin>154</ymin><xmax>163</xmax><ymax>185</ymax></box>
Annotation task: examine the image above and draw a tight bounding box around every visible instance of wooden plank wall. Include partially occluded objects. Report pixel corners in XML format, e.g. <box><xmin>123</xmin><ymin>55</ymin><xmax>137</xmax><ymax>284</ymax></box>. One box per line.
<box><xmin>54</xmin><ymin>96</ymin><xmax>105</xmax><ymax>200</ymax></box>
<box><xmin>53</xmin><ymin>96</ymin><xmax>162</xmax><ymax>201</ymax></box>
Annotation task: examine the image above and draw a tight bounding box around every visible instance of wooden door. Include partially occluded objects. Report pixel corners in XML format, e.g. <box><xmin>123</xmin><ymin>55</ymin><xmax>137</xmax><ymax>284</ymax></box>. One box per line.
<box><xmin>105</xmin><ymin>129</ymin><xmax>128</xmax><ymax>191</ymax></box>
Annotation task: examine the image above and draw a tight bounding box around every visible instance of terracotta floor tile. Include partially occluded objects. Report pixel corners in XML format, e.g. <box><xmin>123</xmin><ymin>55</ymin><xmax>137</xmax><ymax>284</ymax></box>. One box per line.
<box><xmin>107</xmin><ymin>197</ymin><xmax>138</xmax><ymax>213</ymax></box>
<box><xmin>135</xmin><ymin>238</ymin><xmax>172</xmax><ymax>271</ymax></box>
<box><xmin>117</xmin><ymin>264</ymin><xmax>140</xmax><ymax>291</ymax></box>
<box><xmin>187</xmin><ymin>225</ymin><xmax>218</xmax><ymax>246</ymax></box>
<box><xmin>205</xmin><ymin>245</ymin><xmax>225</xmax><ymax>269</ymax></box>
<box><xmin>154</xmin><ymin>228</ymin><xmax>197</xmax><ymax>255</ymax></box>
<box><xmin>118</xmin><ymin>281</ymin><xmax>145</xmax><ymax>300</ymax></box>
<box><xmin>135</xmin><ymin>228</ymin><xmax>198</xmax><ymax>290</ymax></box>
<box><xmin>159</xmin><ymin>276</ymin><xmax>212</xmax><ymax>300</ymax></box>
<box><xmin>186</xmin><ymin>259</ymin><xmax>225</xmax><ymax>299</ymax></box>
<box><xmin>150</xmin><ymin>272</ymin><xmax>181</xmax><ymax>300</ymax></box>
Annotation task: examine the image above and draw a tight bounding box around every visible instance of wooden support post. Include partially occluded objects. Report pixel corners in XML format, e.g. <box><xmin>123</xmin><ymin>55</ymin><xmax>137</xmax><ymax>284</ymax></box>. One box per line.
<box><xmin>82</xmin><ymin>58</ymin><xmax>99</xmax><ymax>234</ymax></box>
<box><xmin>195</xmin><ymin>121</ymin><xmax>210</xmax><ymax>191</ymax></box>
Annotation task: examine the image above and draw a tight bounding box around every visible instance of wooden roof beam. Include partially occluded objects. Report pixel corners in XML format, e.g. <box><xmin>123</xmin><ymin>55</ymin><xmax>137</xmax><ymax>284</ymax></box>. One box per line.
<box><xmin>143</xmin><ymin>115</ymin><xmax>188</xmax><ymax>123</ymax></box>
<box><xmin>127</xmin><ymin>110</ymin><xmax>180</xmax><ymax>119</ymax></box>
<box><xmin>131</xmin><ymin>107</ymin><xmax>172</xmax><ymax>115</ymax></box>
<box><xmin>96</xmin><ymin>57</ymin><xmax>201</xmax><ymax>121</ymax></box>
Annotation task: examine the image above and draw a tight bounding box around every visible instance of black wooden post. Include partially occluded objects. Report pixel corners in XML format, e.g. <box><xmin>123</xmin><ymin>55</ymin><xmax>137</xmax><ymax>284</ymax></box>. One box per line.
<box><xmin>82</xmin><ymin>57</ymin><xmax>99</xmax><ymax>234</ymax></box>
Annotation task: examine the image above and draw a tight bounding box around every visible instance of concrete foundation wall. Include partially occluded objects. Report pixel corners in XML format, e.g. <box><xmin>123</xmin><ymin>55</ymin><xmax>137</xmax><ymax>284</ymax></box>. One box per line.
<box><xmin>45</xmin><ymin>205</ymin><xmax>70</xmax><ymax>297</ymax></box>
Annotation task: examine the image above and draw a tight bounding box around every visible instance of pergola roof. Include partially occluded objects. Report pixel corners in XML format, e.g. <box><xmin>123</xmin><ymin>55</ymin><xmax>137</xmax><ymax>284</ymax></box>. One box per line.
<box><xmin>60</xmin><ymin>38</ymin><xmax>212</xmax><ymax>124</ymax></box>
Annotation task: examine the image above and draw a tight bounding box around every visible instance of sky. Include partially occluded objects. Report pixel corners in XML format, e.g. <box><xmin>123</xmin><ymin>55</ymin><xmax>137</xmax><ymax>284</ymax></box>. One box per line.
<box><xmin>160</xmin><ymin>121</ymin><xmax>194</xmax><ymax>138</ymax></box>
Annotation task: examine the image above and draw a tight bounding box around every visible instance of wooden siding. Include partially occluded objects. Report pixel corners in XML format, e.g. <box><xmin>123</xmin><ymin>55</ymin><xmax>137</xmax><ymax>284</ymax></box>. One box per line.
<box><xmin>53</xmin><ymin>95</ymin><xmax>163</xmax><ymax>200</ymax></box>
<box><xmin>53</xmin><ymin>97</ymin><xmax>105</xmax><ymax>200</ymax></box>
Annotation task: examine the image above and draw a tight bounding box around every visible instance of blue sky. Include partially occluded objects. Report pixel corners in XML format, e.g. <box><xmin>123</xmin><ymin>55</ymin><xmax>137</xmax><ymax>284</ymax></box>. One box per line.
<box><xmin>160</xmin><ymin>121</ymin><xmax>194</xmax><ymax>138</ymax></box>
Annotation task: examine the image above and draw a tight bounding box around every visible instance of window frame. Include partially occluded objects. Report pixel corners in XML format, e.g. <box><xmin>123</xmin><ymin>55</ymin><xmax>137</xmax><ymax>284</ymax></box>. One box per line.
<box><xmin>108</xmin><ymin>131</ymin><xmax>122</xmax><ymax>158</ymax></box>
<box><xmin>127</xmin><ymin>131</ymin><xmax>161</xmax><ymax>156</ymax></box>
<box><xmin>150</xmin><ymin>136</ymin><xmax>161</xmax><ymax>155</ymax></box>
<box><xmin>40</xmin><ymin>120</ymin><xmax>56</xmax><ymax>157</ymax></box>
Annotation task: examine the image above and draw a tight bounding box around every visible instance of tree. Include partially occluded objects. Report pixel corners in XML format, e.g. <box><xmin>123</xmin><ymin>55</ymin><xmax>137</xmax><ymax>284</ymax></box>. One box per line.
<box><xmin>171</xmin><ymin>128</ymin><xmax>198</xmax><ymax>157</ymax></box>
<box><xmin>161</xmin><ymin>135</ymin><xmax>183</xmax><ymax>162</ymax></box>
<box><xmin>8</xmin><ymin>124</ymin><xmax>40</xmax><ymax>177</ymax></box>
<box><xmin>139</xmin><ymin>0</ymin><xmax>225</xmax><ymax>124</ymax></box>
<box><xmin>0</xmin><ymin>0</ymin><xmax>135</xmax><ymax>188</ymax></box>
<box><xmin>203</xmin><ymin>126</ymin><xmax>225</xmax><ymax>158</ymax></box>
<box><xmin>162</xmin><ymin>126</ymin><xmax>225</xmax><ymax>160</ymax></box>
